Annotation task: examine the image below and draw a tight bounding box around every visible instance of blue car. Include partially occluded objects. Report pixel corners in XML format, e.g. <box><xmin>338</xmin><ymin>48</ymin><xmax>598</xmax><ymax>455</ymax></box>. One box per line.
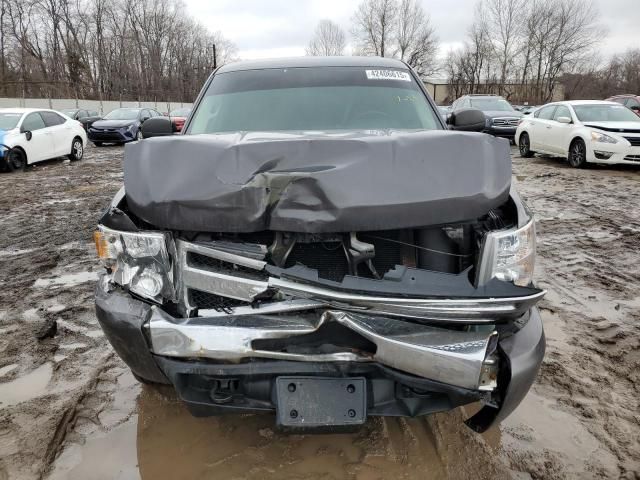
<box><xmin>88</xmin><ymin>107</ymin><xmax>161</xmax><ymax>146</ymax></box>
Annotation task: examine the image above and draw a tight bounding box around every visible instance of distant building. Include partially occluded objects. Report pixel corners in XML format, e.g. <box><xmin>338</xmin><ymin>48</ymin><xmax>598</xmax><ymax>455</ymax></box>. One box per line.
<box><xmin>423</xmin><ymin>78</ymin><xmax>565</xmax><ymax>106</ymax></box>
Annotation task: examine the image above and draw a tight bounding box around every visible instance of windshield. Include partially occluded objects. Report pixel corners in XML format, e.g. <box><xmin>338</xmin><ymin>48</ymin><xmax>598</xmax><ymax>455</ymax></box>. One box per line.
<box><xmin>573</xmin><ymin>104</ymin><xmax>640</xmax><ymax>123</ymax></box>
<box><xmin>469</xmin><ymin>98</ymin><xmax>514</xmax><ymax>112</ymax></box>
<box><xmin>187</xmin><ymin>66</ymin><xmax>440</xmax><ymax>134</ymax></box>
<box><xmin>0</xmin><ymin>113</ymin><xmax>22</xmax><ymax>130</ymax></box>
<box><xmin>104</xmin><ymin>108</ymin><xmax>140</xmax><ymax>120</ymax></box>
<box><xmin>170</xmin><ymin>108</ymin><xmax>190</xmax><ymax>117</ymax></box>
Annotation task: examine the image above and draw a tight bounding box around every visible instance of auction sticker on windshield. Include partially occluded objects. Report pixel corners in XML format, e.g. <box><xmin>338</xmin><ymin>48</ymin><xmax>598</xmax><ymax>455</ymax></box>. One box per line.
<box><xmin>365</xmin><ymin>70</ymin><xmax>411</xmax><ymax>82</ymax></box>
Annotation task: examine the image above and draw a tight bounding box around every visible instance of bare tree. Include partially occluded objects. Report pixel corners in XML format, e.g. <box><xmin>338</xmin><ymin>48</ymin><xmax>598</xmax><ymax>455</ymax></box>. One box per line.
<box><xmin>351</xmin><ymin>0</ymin><xmax>397</xmax><ymax>57</ymax></box>
<box><xmin>394</xmin><ymin>0</ymin><xmax>438</xmax><ymax>76</ymax></box>
<box><xmin>0</xmin><ymin>0</ymin><xmax>237</xmax><ymax>102</ymax></box>
<box><xmin>306</xmin><ymin>19</ymin><xmax>346</xmax><ymax>56</ymax></box>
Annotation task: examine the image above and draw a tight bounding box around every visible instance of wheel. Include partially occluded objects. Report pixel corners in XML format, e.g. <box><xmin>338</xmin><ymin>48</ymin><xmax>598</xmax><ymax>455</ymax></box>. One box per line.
<box><xmin>68</xmin><ymin>137</ymin><xmax>84</xmax><ymax>161</ymax></box>
<box><xmin>93</xmin><ymin>141</ymin><xmax>103</xmax><ymax>147</ymax></box>
<box><xmin>568</xmin><ymin>138</ymin><xmax>587</xmax><ymax>168</ymax></box>
<box><xmin>6</xmin><ymin>148</ymin><xmax>27</xmax><ymax>171</ymax></box>
<box><xmin>518</xmin><ymin>132</ymin><xmax>535</xmax><ymax>157</ymax></box>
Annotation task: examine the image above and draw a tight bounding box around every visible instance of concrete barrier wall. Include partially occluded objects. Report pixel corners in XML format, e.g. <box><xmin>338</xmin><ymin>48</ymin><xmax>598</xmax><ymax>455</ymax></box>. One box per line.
<box><xmin>0</xmin><ymin>98</ymin><xmax>193</xmax><ymax>115</ymax></box>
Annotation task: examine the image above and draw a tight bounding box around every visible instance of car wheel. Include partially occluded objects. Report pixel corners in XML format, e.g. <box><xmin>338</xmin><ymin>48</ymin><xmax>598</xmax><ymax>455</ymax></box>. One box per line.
<box><xmin>93</xmin><ymin>141</ymin><xmax>103</xmax><ymax>147</ymax></box>
<box><xmin>518</xmin><ymin>133</ymin><xmax>535</xmax><ymax>158</ymax></box>
<box><xmin>6</xmin><ymin>148</ymin><xmax>27</xmax><ymax>172</ymax></box>
<box><xmin>68</xmin><ymin>137</ymin><xmax>84</xmax><ymax>161</ymax></box>
<box><xmin>568</xmin><ymin>138</ymin><xmax>587</xmax><ymax>168</ymax></box>
<box><xmin>132</xmin><ymin>371</ymin><xmax>161</xmax><ymax>386</ymax></box>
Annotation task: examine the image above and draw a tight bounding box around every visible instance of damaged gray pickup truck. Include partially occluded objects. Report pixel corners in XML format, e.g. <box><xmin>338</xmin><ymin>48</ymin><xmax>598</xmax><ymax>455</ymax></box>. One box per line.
<box><xmin>94</xmin><ymin>57</ymin><xmax>545</xmax><ymax>432</ymax></box>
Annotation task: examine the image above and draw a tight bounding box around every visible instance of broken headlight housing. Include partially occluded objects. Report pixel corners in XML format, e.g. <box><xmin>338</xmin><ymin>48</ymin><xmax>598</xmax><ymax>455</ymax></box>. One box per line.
<box><xmin>94</xmin><ymin>225</ymin><xmax>175</xmax><ymax>302</ymax></box>
<box><xmin>479</xmin><ymin>219</ymin><xmax>536</xmax><ymax>287</ymax></box>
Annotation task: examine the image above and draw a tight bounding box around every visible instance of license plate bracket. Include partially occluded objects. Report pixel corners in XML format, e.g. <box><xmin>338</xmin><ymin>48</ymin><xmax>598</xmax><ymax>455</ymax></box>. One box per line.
<box><xmin>275</xmin><ymin>377</ymin><xmax>366</xmax><ymax>428</ymax></box>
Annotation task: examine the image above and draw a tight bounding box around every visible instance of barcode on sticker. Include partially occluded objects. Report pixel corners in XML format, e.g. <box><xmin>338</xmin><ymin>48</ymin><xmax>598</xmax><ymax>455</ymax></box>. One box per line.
<box><xmin>365</xmin><ymin>70</ymin><xmax>411</xmax><ymax>82</ymax></box>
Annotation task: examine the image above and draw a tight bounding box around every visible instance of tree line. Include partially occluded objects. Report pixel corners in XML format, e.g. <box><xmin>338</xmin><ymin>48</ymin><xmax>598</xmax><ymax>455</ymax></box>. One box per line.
<box><xmin>0</xmin><ymin>0</ymin><xmax>236</xmax><ymax>102</ymax></box>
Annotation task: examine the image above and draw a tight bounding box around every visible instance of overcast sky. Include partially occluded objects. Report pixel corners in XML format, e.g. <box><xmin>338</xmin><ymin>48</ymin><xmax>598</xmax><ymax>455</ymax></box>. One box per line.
<box><xmin>185</xmin><ymin>0</ymin><xmax>639</xmax><ymax>65</ymax></box>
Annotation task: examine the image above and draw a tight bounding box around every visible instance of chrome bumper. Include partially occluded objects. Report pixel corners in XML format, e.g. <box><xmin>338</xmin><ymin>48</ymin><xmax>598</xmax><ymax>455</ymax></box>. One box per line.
<box><xmin>148</xmin><ymin>308</ymin><xmax>499</xmax><ymax>391</ymax></box>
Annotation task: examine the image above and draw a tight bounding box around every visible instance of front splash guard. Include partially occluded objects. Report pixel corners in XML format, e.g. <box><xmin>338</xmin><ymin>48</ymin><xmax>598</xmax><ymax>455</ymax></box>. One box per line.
<box><xmin>148</xmin><ymin>308</ymin><xmax>497</xmax><ymax>391</ymax></box>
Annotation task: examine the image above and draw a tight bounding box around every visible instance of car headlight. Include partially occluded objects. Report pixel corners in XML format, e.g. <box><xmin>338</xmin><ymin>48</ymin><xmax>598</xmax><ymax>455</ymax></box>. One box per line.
<box><xmin>94</xmin><ymin>225</ymin><xmax>175</xmax><ymax>302</ymax></box>
<box><xmin>479</xmin><ymin>219</ymin><xmax>536</xmax><ymax>287</ymax></box>
<box><xmin>591</xmin><ymin>131</ymin><xmax>617</xmax><ymax>144</ymax></box>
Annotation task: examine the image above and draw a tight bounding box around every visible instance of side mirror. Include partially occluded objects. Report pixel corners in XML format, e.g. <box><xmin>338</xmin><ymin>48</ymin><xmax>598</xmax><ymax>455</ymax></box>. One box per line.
<box><xmin>557</xmin><ymin>116</ymin><xmax>572</xmax><ymax>124</ymax></box>
<box><xmin>630</xmin><ymin>105</ymin><xmax>640</xmax><ymax>112</ymax></box>
<box><xmin>141</xmin><ymin>117</ymin><xmax>175</xmax><ymax>138</ymax></box>
<box><xmin>447</xmin><ymin>108</ymin><xmax>486</xmax><ymax>132</ymax></box>
<box><xmin>23</xmin><ymin>130</ymin><xmax>32</xmax><ymax>141</ymax></box>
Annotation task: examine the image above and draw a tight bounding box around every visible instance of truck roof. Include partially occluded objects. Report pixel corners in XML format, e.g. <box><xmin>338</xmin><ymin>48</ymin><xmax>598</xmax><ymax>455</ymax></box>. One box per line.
<box><xmin>217</xmin><ymin>56</ymin><xmax>409</xmax><ymax>74</ymax></box>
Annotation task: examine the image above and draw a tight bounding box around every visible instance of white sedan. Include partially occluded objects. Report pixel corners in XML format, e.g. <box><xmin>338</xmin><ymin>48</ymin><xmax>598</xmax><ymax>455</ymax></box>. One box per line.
<box><xmin>515</xmin><ymin>100</ymin><xmax>640</xmax><ymax>167</ymax></box>
<box><xmin>0</xmin><ymin>108</ymin><xmax>87</xmax><ymax>172</ymax></box>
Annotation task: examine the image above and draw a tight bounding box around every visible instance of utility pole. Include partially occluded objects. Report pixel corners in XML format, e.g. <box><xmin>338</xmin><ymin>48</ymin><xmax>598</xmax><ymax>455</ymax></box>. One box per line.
<box><xmin>212</xmin><ymin>43</ymin><xmax>217</xmax><ymax>70</ymax></box>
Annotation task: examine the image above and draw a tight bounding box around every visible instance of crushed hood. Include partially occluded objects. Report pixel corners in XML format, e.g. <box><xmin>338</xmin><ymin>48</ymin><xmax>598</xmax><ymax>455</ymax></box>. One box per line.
<box><xmin>123</xmin><ymin>130</ymin><xmax>511</xmax><ymax>233</ymax></box>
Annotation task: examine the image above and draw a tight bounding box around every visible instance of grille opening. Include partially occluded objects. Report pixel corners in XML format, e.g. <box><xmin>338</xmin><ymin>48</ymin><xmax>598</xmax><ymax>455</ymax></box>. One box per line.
<box><xmin>189</xmin><ymin>289</ymin><xmax>249</xmax><ymax>311</ymax></box>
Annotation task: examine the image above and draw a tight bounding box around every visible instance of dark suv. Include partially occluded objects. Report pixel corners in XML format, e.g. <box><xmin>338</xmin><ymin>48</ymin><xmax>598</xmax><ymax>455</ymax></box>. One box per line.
<box><xmin>94</xmin><ymin>57</ymin><xmax>545</xmax><ymax>433</ymax></box>
<box><xmin>452</xmin><ymin>94</ymin><xmax>523</xmax><ymax>140</ymax></box>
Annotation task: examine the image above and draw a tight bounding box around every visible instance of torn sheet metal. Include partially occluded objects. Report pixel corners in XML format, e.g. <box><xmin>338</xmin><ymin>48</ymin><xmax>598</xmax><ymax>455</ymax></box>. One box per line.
<box><xmin>124</xmin><ymin>130</ymin><xmax>511</xmax><ymax>233</ymax></box>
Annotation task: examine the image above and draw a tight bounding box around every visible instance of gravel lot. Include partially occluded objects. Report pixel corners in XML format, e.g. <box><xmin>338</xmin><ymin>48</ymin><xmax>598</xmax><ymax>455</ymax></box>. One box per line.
<box><xmin>0</xmin><ymin>144</ymin><xmax>638</xmax><ymax>480</ymax></box>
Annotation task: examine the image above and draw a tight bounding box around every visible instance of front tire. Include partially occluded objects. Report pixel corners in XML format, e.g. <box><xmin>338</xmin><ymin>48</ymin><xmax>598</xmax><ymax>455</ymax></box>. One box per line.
<box><xmin>568</xmin><ymin>138</ymin><xmax>587</xmax><ymax>168</ymax></box>
<box><xmin>68</xmin><ymin>137</ymin><xmax>84</xmax><ymax>161</ymax></box>
<box><xmin>93</xmin><ymin>141</ymin><xmax>103</xmax><ymax>147</ymax></box>
<box><xmin>518</xmin><ymin>132</ymin><xmax>535</xmax><ymax>157</ymax></box>
<box><xmin>6</xmin><ymin>148</ymin><xmax>27</xmax><ymax>171</ymax></box>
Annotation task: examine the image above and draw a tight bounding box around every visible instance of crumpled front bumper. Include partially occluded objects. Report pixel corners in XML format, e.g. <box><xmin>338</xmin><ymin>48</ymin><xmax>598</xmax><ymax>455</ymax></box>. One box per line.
<box><xmin>95</xmin><ymin>277</ymin><xmax>545</xmax><ymax>432</ymax></box>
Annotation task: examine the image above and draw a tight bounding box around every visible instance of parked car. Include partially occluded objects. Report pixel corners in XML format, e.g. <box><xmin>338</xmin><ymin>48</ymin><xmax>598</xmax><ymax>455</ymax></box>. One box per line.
<box><xmin>516</xmin><ymin>100</ymin><xmax>640</xmax><ymax>167</ymax></box>
<box><xmin>60</xmin><ymin>108</ymin><xmax>102</xmax><ymax>131</ymax></box>
<box><xmin>451</xmin><ymin>94</ymin><xmax>523</xmax><ymax>141</ymax></box>
<box><xmin>87</xmin><ymin>107</ymin><xmax>161</xmax><ymax>146</ymax></box>
<box><xmin>437</xmin><ymin>105</ymin><xmax>451</xmax><ymax>121</ymax></box>
<box><xmin>94</xmin><ymin>57</ymin><xmax>545</xmax><ymax>433</ymax></box>
<box><xmin>0</xmin><ymin>108</ymin><xmax>87</xmax><ymax>171</ymax></box>
<box><xmin>519</xmin><ymin>105</ymin><xmax>537</xmax><ymax>115</ymax></box>
<box><xmin>605</xmin><ymin>94</ymin><xmax>640</xmax><ymax>116</ymax></box>
<box><xmin>169</xmin><ymin>107</ymin><xmax>191</xmax><ymax>132</ymax></box>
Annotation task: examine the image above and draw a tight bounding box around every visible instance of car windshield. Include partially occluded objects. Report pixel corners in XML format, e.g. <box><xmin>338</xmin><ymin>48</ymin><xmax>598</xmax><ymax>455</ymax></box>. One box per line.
<box><xmin>170</xmin><ymin>108</ymin><xmax>190</xmax><ymax>117</ymax></box>
<box><xmin>469</xmin><ymin>98</ymin><xmax>514</xmax><ymax>112</ymax></box>
<box><xmin>187</xmin><ymin>66</ymin><xmax>441</xmax><ymax>134</ymax></box>
<box><xmin>0</xmin><ymin>113</ymin><xmax>22</xmax><ymax>130</ymax></box>
<box><xmin>104</xmin><ymin>108</ymin><xmax>140</xmax><ymax>120</ymax></box>
<box><xmin>573</xmin><ymin>104</ymin><xmax>640</xmax><ymax>123</ymax></box>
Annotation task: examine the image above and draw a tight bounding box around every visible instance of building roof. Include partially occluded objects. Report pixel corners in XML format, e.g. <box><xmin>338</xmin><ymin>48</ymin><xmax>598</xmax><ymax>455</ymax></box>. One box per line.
<box><xmin>218</xmin><ymin>56</ymin><xmax>408</xmax><ymax>73</ymax></box>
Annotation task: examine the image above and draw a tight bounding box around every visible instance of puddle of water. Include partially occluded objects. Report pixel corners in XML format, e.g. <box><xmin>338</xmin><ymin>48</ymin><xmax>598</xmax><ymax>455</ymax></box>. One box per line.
<box><xmin>0</xmin><ymin>363</ymin><xmax>53</xmax><ymax>407</ymax></box>
<box><xmin>0</xmin><ymin>247</ymin><xmax>37</xmax><ymax>258</ymax></box>
<box><xmin>0</xmin><ymin>364</ymin><xmax>18</xmax><ymax>377</ymax></box>
<box><xmin>501</xmin><ymin>391</ymin><xmax>618</xmax><ymax>475</ymax></box>
<box><xmin>49</xmin><ymin>384</ymin><xmax>450</xmax><ymax>480</ymax></box>
<box><xmin>34</xmin><ymin>271</ymin><xmax>99</xmax><ymax>288</ymax></box>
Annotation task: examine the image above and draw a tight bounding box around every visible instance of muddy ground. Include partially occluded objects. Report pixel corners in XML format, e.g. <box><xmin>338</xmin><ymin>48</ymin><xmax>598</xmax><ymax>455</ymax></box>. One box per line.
<box><xmin>0</xmin><ymin>144</ymin><xmax>638</xmax><ymax>480</ymax></box>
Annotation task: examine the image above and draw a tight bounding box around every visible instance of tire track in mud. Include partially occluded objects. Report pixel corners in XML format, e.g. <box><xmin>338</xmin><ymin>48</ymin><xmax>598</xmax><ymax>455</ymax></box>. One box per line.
<box><xmin>511</xmin><ymin>155</ymin><xmax>640</xmax><ymax>478</ymax></box>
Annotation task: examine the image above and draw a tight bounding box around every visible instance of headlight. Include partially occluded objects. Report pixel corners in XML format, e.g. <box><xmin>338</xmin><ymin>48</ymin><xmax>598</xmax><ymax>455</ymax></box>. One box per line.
<box><xmin>479</xmin><ymin>220</ymin><xmax>536</xmax><ymax>287</ymax></box>
<box><xmin>591</xmin><ymin>131</ymin><xmax>617</xmax><ymax>144</ymax></box>
<box><xmin>94</xmin><ymin>225</ymin><xmax>175</xmax><ymax>302</ymax></box>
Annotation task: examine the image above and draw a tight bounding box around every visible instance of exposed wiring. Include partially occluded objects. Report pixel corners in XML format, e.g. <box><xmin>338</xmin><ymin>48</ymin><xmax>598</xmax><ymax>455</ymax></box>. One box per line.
<box><xmin>361</xmin><ymin>234</ymin><xmax>473</xmax><ymax>258</ymax></box>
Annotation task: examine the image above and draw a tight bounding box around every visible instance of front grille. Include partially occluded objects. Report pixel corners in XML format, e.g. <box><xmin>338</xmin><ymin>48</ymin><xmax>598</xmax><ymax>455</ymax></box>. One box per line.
<box><xmin>188</xmin><ymin>252</ymin><xmax>262</xmax><ymax>277</ymax></box>
<box><xmin>285</xmin><ymin>241</ymin><xmax>349</xmax><ymax>282</ymax></box>
<box><xmin>624</xmin><ymin>155</ymin><xmax>640</xmax><ymax>162</ymax></box>
<box><xmin>189</xmin><ymin>289</ymin><xmax>247</xmax><ymax>311</ymax></box>
<box><xmin>623</xmin><ymin>136</ymin><xmax>640</xmax><ymax>146</ymax></box>
<box><xmin>492</xmin><ymin>118</ymin><xmax>520</xmax><ymax>127</ymax></box>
